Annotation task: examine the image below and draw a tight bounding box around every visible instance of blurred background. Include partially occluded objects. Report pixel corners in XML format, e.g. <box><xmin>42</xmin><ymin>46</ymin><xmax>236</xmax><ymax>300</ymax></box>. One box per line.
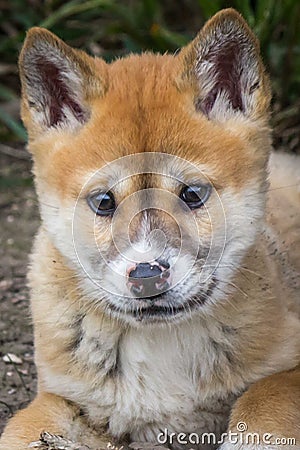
<box><xmin>0</xmin><ymin>0</ymin><xmax>299</xmax><ymax>435</ymax></box>
<box><xmin>0</xmin><ymin>0</ymin><xmax>299</xmax><ymax>152</ymax></box>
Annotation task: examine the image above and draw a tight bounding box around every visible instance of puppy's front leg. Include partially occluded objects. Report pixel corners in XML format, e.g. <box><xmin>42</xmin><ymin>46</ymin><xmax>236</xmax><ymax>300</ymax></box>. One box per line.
<box><xmin>0</xmin><ymin>392</ymin><xmax>112</xmax><ymax>450</ymax></box>
<box><xmin>219</xmin><ymin>366</ymin><xmax>300</xmax><ymax>450</ymax></box>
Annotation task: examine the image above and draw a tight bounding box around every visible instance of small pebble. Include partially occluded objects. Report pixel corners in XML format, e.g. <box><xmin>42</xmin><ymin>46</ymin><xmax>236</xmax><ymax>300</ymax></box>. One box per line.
<box><xmin>3</xmin><ymin>352</ymin><xmax>23</xmax><ymax>364</ymax></box>
<box><xmin>0</xmin><ymin>279</ymin><xmax>12</xmax><ymax>290</ymax></box>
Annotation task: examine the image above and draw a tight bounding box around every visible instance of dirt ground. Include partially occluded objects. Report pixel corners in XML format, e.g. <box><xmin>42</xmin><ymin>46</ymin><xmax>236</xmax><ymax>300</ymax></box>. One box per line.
<box><xmin>0</xmin><ymin>151</ymin><xmax>39</xmax><ymax>435</ymax></box>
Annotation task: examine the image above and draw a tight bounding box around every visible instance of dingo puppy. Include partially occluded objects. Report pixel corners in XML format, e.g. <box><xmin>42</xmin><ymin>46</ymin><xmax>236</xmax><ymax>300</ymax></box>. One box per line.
<box><xmin>1</xmin><ymin>8</ymin><xmax>299</xmax><ymax>450</ymax></box>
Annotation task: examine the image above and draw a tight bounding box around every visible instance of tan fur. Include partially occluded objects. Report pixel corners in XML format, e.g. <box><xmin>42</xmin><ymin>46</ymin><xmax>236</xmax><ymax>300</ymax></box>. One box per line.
<box><xmin>229</xmin><ymin>365</ymin><xmax>300</xmax><ymax>438</ymax></box>
<box><xmin>1</xmin><ymin>8</ymin><xmax>299</xmax><ymax>450</ymax></box>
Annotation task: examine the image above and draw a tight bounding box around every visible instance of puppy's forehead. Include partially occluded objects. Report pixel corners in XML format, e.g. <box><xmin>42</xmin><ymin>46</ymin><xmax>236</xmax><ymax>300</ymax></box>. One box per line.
<box><xmin>107</xmin><ymin>53</ymin><xmax>181</xmax><ymax>105</ymax></box>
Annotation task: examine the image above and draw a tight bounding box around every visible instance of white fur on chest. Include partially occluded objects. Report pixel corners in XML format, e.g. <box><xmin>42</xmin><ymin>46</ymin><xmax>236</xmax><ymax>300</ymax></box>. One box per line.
<box><xmin>42</xmin><ymin>316</ymin><xmax>239</xmax><ymax>444</ymax></box>
<box><xmin>107</xmin><ymin>324</ymin><xmax>235</xmax><ymax>442</ymax></box>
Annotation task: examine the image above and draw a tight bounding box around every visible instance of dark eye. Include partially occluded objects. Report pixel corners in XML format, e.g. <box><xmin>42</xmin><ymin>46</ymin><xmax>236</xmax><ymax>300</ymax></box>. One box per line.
<box><xmin>179</xmin><ymin>184</ymin><xmax>211</xmax><ymax>209</ymax></box>
<box><xmin>87</xmin><ymin>191</ymin><xmax>116</xmax><ymax>216</ymax></box>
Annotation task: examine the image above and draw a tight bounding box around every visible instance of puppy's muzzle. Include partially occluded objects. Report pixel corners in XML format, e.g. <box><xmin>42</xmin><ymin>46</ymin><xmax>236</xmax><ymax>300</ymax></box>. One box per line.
<box><xmin>127</xmin><ymin>261</ymin><xmax>171</xmax><ymax>298</ymax></box>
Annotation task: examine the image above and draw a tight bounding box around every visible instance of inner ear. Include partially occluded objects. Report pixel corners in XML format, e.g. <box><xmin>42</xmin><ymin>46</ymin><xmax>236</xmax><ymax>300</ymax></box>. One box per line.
<box><xmin>19</xmin><ymin>27</ymin><xmax>104</xmax><ymax>133</ymax></box>
<box><xmin>32</xmin><ymin>56</ymin><xmax>87</xmax><ymax>128</ymax></box>
<box><xmin>180</xmin><ymin>9</ymin><xmax>269</xmax><ymax>121</ymax></box>
<box><xmin>196</xmin><ymin>39</ymin><xmax>247</xmax><ymax>115</ymax></box>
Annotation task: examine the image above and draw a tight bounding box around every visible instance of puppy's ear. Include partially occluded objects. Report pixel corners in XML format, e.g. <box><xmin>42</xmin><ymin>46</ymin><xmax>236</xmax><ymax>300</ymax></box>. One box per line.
<box><xmin>179</xmin><ymin>9</ymin><xmax>270</xmax><ymax>122</ymax></box>
<box><xmin>19</xmin><ymin>28</ymin><xmax>106</xmax><ymax>137</ymax></box>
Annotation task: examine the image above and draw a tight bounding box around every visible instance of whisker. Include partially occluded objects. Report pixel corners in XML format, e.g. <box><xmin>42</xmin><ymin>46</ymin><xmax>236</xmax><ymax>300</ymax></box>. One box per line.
<box><xmin>39</xmin><ymin>201</ymin><xmax>60</xmax><ymax>210</ymax></box>
<box><xmin>218</xmin><ymin>279</ymin><xmax>248</xmax><ymax>298</ymax></box>
<box><xmin>245</xmin><ymin>182</ymin><xmax>300</xmax><ymax>197</ymax></box>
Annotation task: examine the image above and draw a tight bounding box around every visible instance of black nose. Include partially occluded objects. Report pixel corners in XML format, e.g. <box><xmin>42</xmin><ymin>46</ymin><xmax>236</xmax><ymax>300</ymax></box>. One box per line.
<box><xmin>128</xmin><ymin>262</ymin><xmax>170</xmax><ymax>298</ymax></box>
<box><xmin>129</xmin><ymin>262</ymin><xmax>162</xmax><ymax>279</ymax></box>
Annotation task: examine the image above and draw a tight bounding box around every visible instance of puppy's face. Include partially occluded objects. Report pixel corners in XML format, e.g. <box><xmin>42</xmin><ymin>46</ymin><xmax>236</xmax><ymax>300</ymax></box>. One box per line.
<box><xmin>20</xmin><ymin>9</ymin><xmax>271</xmax><ymax>325</ymax></box>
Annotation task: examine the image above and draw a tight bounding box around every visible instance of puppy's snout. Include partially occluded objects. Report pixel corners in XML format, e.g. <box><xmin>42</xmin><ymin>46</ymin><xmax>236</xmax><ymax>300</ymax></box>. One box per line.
<box><xmin>127</xmin><ymin>261</ymin><xmax>171</xmax><ymax>298</ymax></box>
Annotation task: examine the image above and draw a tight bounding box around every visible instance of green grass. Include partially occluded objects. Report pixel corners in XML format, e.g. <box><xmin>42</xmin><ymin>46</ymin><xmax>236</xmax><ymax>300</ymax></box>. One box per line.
<box><xmin>0</xmin><ymin>0</ymin><xmax>299</xmax><ymax>151</ymax></box>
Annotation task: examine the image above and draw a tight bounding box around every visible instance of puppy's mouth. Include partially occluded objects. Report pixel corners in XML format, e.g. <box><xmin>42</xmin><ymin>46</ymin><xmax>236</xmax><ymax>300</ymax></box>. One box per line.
<box><xmin>108</xmin><ymin>278</ymin><xmax>216</xmax><ymax>323</ymax></box>
<box><xmin>130</xmin><ymin>297</ymin><xmax>200</xmax><ymax>322</ymax></box>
